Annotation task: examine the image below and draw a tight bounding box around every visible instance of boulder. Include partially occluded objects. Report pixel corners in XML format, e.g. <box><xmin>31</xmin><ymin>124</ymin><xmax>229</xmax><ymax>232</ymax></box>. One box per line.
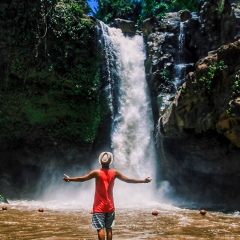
<box><xmin>114</xmin><ymin>18</ymin><xmax>136</xmax><ymax>35</ymax></box>
<box><xmin>142</xmin><ymin>18</ymin><xmax>153</xmax><ymax>36</ymax></box>
<box><xmin>180</xmin><ymin>10</ymin><xmax>192</xmax><ymax>22</ymax></box>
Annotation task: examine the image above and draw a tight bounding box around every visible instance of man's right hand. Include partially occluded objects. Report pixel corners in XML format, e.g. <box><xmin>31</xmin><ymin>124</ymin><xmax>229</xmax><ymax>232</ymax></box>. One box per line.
<box><xmin>63</xmin><ymin>174</ymin><xmax>70</xmax><ymax>182</ymax></box>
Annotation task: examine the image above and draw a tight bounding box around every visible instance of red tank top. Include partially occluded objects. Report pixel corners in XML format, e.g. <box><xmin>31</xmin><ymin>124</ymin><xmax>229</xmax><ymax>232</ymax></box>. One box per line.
<box><xmin>93</xmin><ymin>168</ymin><xmax>116</xmax><ymax>213</ymax></box>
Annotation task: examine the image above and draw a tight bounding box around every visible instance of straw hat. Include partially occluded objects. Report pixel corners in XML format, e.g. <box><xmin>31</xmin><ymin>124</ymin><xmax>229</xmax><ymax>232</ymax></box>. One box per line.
<box><xmin>99</xmin><ymin>152</ymin><xmax>114</xmax><ymax>165</ymax></box>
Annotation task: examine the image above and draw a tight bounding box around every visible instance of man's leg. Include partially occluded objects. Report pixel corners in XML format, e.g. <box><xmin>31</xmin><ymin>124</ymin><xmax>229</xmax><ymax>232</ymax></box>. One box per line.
<box><xmin>97</xmin><ymin>229</ymin><xmax>105</xmax><ymax>240</ymax></box>
<box><xmin>93</xmin><ymin>213</ymin><xmax>105</xmax><ymax>239</ymax></box>
<box><xmin>93</xmin><ymin>212</ymin><xmax>114</xmax><ymax>240</ymax></box>
<box><xmin>106</xmin><ymin>228</ymin><xmax>112</xmax><ymax>240</ymax></box>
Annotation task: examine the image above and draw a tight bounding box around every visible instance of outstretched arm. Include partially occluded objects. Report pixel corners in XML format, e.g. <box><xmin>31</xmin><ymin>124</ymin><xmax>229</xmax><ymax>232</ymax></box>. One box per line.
<box><xmin>115</xmin><ymin>170</ymin><xmax>152</xmax><ymax>183</ymax></box>
<box><xmin>63</xmin><ymin>170</ymin><xmax>99</xmax><ymax>182</ymax></box>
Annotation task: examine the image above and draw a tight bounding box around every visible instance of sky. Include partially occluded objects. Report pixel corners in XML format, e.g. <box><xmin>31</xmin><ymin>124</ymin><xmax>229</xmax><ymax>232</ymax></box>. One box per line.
<box><xmin>87</xmin><ymin>0</ymin><xmax>99</xmax><ymax>13</ymax></box>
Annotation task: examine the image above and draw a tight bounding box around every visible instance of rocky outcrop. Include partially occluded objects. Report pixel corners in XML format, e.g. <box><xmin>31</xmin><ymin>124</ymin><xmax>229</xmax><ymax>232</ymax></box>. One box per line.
<box><xmin>145</xmin><ymin>0</ymin><xmax>240</xmax><ymax>145</ymax></box>
<box><xmin>113</xmin><ymin>18</ymin><xmax>136</xmax><ymax>35</ymax></box>
<box><xmin>144</xmin><ymin>0</ymin><xmax>240</xmax><ymax>206</ymax></box>
<box><xmin>159</xmin><ymin>39</ymin><xmax>240</xmax><ymax>205</ymax></box>
<box><xmin>162</xmin><ymin>39</ymin><xmax>240</xmax><ymax>147</ymax></box>
<box><xmin>190</xmin><ymin>0</ymin><xmax>240</xmax><ymax>59</ymax></box>
<box><xmin>145</xmin><ymin>11</ymin><xmax>197</xmax><ymax>124</ymax></box>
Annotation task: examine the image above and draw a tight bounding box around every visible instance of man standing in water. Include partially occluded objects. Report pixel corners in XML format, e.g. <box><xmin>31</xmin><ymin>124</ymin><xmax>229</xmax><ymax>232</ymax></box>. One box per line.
<box><xmin>63</xmin><ymin>151</ymin><xmax>152</xmax><ymax>240</ymax></box>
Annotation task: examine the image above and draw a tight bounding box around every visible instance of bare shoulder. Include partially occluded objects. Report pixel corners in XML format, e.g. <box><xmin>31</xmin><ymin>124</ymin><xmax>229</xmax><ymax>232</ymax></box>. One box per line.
<box><xmin>114</xmin><ymin>169</ymin><xmax>124</xmax><ymax>178</ymax></box>
<box><xmin>90</xmin><ymin>169</ymin><xmax>100</xmax><ymax>176</ymax></box>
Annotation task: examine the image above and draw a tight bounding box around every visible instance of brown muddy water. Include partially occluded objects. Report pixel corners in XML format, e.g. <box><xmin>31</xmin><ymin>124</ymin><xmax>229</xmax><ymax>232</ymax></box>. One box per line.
<box><xmin>1</xmin><ymin>201</ymin><xmax>240</xmax><ymax>240</ymax></box>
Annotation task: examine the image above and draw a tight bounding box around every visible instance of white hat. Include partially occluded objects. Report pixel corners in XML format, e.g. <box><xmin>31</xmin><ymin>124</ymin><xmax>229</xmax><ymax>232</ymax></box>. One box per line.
<box><xmin>99</xmin><ymin>152</ymin><xmax>114</xmax><ymax>165</ymax></box>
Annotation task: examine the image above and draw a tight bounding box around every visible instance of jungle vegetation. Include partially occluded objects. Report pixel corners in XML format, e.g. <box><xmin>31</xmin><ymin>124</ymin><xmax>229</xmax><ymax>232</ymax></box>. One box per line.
<box><xmin>0</xmin><ymin>0</ymin><xmax>199</xmax><ymax>147</ymax></box>
<box><xmin>91</xmin><ymin>0</ymin><xmax>199</xmax><ymax>24</ymax></box>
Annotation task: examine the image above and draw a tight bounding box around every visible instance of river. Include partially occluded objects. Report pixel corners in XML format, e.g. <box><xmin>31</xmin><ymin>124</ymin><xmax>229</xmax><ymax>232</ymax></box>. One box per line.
<box><xmin>1</xmin><ymin>200</ymin><xmax>240</xmax><ymax>239</ymax></box>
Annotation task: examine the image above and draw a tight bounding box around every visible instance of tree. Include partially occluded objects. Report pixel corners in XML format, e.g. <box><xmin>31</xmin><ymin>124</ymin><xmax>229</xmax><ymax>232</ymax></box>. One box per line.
<box><xmin>93</xmin><ymin>0</ymin><xmax>199</xmax><ymax>25</ymax></box>
<box><xmin>93</xmin><ymin>0</ymin><xmax>141</xmax><ymax>23</ymax></box>
<box><xmin>169</xmin><ymin>0</ymin><xmax>198</xmax><ymax>12</ymax></box>
<box><xmin>140</xmin><ymin>0</ymin><xmax>169</xmax><ymax>21</ymax></box>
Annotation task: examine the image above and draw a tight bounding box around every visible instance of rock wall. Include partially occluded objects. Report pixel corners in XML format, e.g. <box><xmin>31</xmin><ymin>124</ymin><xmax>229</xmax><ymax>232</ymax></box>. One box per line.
<box><xmin>160</xmin><ymin>41</ymin><xmax>240</xmax><ymax>206</ymax></box>
<box><xmin>143</xmin><ymin>0</ymin><xmax>240</xmax><ymax>207</ymax></box>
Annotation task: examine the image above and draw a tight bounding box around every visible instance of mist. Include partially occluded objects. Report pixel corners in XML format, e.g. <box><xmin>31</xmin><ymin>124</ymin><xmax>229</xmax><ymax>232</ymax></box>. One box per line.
<box><xmin>33</xmin><ymin>21</ymin><xmax>175</xmax><ymax>209</ymax></box>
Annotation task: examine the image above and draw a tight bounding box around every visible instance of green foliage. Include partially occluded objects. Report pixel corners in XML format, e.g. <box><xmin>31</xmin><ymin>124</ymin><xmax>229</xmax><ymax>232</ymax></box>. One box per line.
<box><xmin>93</xmin><ymin>0</ymin><xmax>199</xmax><ymax>24</ymax></box>
<box><xmin>233</xmin><ymin>74</ymin><xmax>240</xmax><ymax>90</ymax></box>
<box><xmin>94</xmin><ymin>0</ymin><xmax>141</xmax><ymax>23</ymax></box>
<box><xmin>226</xmin><ymin>108</ymin><xmax>231</xmax><ymax>115</ymax></box>
<box><xmin>139</xmin><ymin>0</ymin><xmax>169</xmax><ymax>23</ymax></box>
<box><xmin>233</xmin><ymin>80</ymin><xmax>240</xmax><ymax>90</ymax></box>
<box><xmin>0</xmin><ymin>0</ymin><xmax>107</xmax><ymax>145</ymax></box>
<box><xmin>0</xmin><ymin>0</ymin><xmax>208</xmax><ymax>146</ymax></box>
<box><xmin>199</xmin><ymin>60</ymin><xmax>228</xmax><ymax>92</ymax></box>
<box><xmin>52</xmin><ymin>1</ymin><xmax>91</xmax><ymax>40</ymax></box>
<box><xmin>0</xmin><ymin>91</ymin><xmax>104</xmax><ymax>143</ymax></box>
<box><xmin>169</xmin><ymin>0</ymin><xmax>198</xmax><ymax>12</ymax></box>
<box><xmin>137</xmin><ymin>0</ymin><xmax>198</xmax><ymax>26</ymax></box>
<box><xmin>218</xmin><ymin>0</ymin><xmax>225</xmax><ymax>15</ymax></box>
<box><xmin>162</xmin><ymin>69</ymin><xmax>171</xmax><ymax>79</ymax></box>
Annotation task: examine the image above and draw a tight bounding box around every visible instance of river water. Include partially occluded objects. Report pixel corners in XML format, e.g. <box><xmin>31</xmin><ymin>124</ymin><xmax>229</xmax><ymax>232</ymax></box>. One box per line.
<box><xmin>1</xmin><ymin>200</ymin><xmax>240</xmax><ymax>239</ymax></box>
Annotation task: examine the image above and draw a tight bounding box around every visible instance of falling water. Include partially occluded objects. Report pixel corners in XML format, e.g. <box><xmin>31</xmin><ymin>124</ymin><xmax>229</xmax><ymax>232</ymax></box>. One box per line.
<box><xmin>174</xmin><ymin>22</ymin><xmax>187</xmax><ymax>89</ymax></box>
<box><xmin>98</xmin><ymin>21</ymin><xmax>158</xmax><ymax>205</ymax></box>
<box><xmin>178</xmin><ymin>22</ymin><xmax>185</xmax><ymax>63</ymax></box>
<box><xmin>174</xmin><ymin>63</ymin><xmax>186</xmax><ymax>89</ymax></box>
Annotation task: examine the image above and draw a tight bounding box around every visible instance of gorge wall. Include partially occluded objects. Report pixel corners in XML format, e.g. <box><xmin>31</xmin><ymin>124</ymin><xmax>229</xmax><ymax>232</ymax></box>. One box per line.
<box><xmin>141</xmin><ymin>0</ymin><xmax>240</xmax><ymax>207</ymax></box>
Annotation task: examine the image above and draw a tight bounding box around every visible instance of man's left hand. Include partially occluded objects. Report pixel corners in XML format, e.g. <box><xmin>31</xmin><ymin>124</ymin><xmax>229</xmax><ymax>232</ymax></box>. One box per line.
<box><xmin>144</xmin><ymin>177</ymin><xmax>152</xmax><ymax>183</ymax></box>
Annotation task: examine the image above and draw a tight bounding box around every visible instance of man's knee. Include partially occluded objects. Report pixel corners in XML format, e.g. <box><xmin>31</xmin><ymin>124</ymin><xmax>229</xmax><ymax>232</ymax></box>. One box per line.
<box><xmin>97</xmin><ymin>229</ymin><xmax>105</xmax><ymax>236</ymax></box>
<box><xmin>106</xmin><ymin>228</ymin><xmax>112</xmax><ymax>235</ymax></box>
<box><xmin>97</xmin><ymin>229</ymin><xmax>105</xmax><ymax>240</ymax></box>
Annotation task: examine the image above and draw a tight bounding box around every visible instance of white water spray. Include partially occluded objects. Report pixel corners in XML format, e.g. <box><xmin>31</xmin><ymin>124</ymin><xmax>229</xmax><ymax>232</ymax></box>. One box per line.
<box><xmin>98</xmin><ymin>22</ymin><xmax>159</xmax><ymax>206</ymax></box>
<box><xmin>38</xmin><ymin>22</ymin><xmax>170</xmax><ymax>208</ymax></box>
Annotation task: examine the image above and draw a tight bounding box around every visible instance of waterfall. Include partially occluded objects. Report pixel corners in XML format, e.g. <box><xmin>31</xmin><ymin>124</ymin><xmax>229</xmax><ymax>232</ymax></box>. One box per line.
<box><xmin>178</xmin><ymin>22</ymin><xmax>185</xmax><ymax>63</ymax></box>
<box><xmin>173</xmin><ymin>21</ymin><xmax>196</xmax><ymax>90</ymax></box>
<box><xmin>98</xmin><ymin>21</ymin><xmax>158</xmax><ymax>205</ymax></box>
<box><xmin>174</xmin><ymin>22</ymin><xmax>187</xmax><ymax>90</ymax></box>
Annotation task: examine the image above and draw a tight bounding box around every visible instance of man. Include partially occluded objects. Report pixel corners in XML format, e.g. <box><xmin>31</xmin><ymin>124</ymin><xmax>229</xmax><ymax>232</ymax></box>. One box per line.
<box><xmin>63</xmin><ymin>151</ymin><xmax>152</xmax><ymax>240</ymax></box>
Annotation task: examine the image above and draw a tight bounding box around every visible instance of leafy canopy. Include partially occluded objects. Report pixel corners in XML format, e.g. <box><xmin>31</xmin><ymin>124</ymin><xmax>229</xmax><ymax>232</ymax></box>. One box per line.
<box><xmin>90</xmin><ymin>0</ymin><xmax>199</xmax><ymax>24</ymax></box>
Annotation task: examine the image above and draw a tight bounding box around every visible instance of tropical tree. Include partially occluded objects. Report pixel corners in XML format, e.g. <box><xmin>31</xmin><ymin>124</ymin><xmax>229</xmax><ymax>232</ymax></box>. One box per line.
<box><xmin>92</xmin><ymin>0</ymin><xmax>199</xmax><ymax>24</ymax></box>
<box><xmin>140</xmin><ymin>0</ymin><xmax>169</xmax><ymax>21</ymax></box>
<box><xmin>169</xmin><ymin>0</ymin><xmax>198</xmax><ymax>12</ymax></box>
<box><xmin>93</xmin><ymin>0</ymin><xmax>141</xmax><ymax>23</ymax></box>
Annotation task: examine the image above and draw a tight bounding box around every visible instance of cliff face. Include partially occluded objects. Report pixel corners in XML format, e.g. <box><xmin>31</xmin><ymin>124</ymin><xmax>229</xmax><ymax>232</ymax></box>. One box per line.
<box><xmin>0</xmin><ymin>1</ymin><xmax>111</xmax><ymax>198</ymax></box>
<box><xmin>163</xmin><ymin>41</ymin><xmax>240</xmax><ymax>147</ymax></box>
<box><xmin>160</xmin><ymin>41</ymin><xmax>240</xmax><ymax>206</ymax></box>
<box><xmin>143</xmin><ymin>0</ymin><xmax>240</xmax><ymax>206</ymax></box>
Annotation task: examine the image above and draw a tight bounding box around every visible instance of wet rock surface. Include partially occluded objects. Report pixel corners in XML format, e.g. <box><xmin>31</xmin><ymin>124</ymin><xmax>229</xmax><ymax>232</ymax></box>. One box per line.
<box><xmin>145</xmin><ymin>0</ymin><xmax>240</xmax><ymax>204</ymax></box>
